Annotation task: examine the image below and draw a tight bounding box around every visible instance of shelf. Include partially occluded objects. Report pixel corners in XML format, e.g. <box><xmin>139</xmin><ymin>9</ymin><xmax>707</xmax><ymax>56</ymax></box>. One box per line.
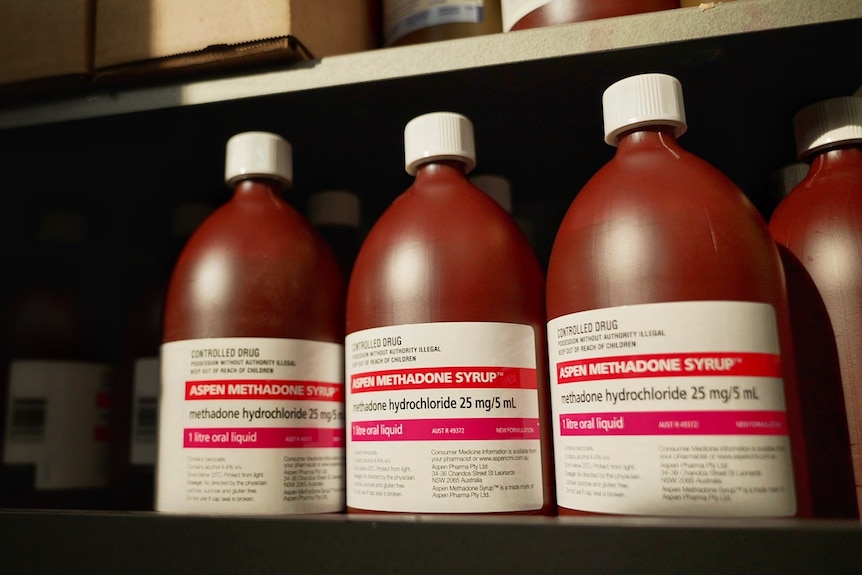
<box><xmin>1</xmin><ymin>510</ymin><xmax>861</xmax><ymax>574</ymax></box>
<box><xmin>0</xmin><ymin>0</ymin><xmax>859</xmax><ymax>131</ymax></box>
<box><xmin>2</xmin><ymin>7</ymin><xmax>862</xmax><ymax>573</ymax></box>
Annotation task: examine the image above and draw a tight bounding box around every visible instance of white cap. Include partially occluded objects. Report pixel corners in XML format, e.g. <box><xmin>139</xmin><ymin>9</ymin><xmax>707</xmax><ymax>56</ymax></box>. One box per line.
<box><xmin>225</xmin><ymin>131</ymin><xmax>293</xmax><ymax>186</ymax></box>
<box><xmin>469</xmin><ymin>174</ymin><xmax>513</xmax><ymax>213</ymax></box>
<box><xmin>794</xmin><ymin>96</ymin><xmax>862</xmax><ymax>161</ymax></box>
<box><xmin>404</xmin><ymin>112</ymin><xmax>476</xmax><ymax>175</ymax></box>
<box><xmin>307</xmin><ymin>190</ymin><xmax>361</xmax><ymax>228</ymax></box>
<box><xmin>602</xmin><ymin>73</ymin><xmax>687</xmax><ymax>146</ymax></box>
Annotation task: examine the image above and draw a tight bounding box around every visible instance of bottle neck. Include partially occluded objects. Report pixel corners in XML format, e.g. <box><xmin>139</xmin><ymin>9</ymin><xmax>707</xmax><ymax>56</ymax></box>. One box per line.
<box><xmin>615</xmin><ymin>124</ymin><xmax>682</xmax><ymax>150</ymax></box>
<box><xmin>414</xmin><ymin>159</ymin><xmax>470</xmax><ymax>181</ymax></box>
<box><xmin>807</xmin><ymin>144</ymin><xmax>862</xmax><ymax>171</ymax></box>
<box><xmin>231</xmin><ymin>177</ymin><xmax>286</xmax><ymax>196</ymax></box>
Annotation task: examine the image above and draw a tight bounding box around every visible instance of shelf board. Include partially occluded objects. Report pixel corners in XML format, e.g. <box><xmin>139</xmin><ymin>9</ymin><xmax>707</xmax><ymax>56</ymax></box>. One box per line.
<box><xmin>1</xmin><ymin>510</ymin><xmax>862</xmax><ymax>574</ymax></box>
<box><xmin>0</xmin><ymin>0</ymin><xmax>859</xmax><ymax>130</ymax></box>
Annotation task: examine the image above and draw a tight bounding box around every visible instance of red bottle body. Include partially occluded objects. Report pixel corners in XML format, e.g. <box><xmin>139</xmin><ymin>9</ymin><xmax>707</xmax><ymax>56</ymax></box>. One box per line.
<box><xmin>163</xmin><ymin>181</ymin><xmax>344</xmax><ymax>343</ymax></box>
<box><xmin>547</xmin><ymin>127</ymin><xmax>812</xmax><ymax>517</ymax></box>
<box><xmin>346</xmin><ymin>162</ymin><xmax>555</xmax><ymax>515</ymax></box>
<box><xmin>158</xmin><ymin>178</ymin><xmax>345</xmax><ymax>514</ymax></box>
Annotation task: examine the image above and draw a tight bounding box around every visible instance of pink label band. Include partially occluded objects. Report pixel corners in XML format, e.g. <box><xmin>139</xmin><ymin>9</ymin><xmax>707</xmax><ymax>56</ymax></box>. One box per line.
<box><xmin>185</xmin><ymin>380</ymin><xmax>343</xmax><ymax>401</ymax></box>
<box><xmin>557</xmin><ymin>352</ymin><xmax>781</xmax><ymax>383</ymax></box>
<box><xmin>351</xmin><ymin>418</ymin><xmax>541</xmax><ymax>441</ymax></box>
<box><xmin>182</xmin><ymin>427</ymin><xmax>344</xmax><ymax>448</ymax></box>
<box><xmin>559</xmin><ymin>411</ymin><xmax>788</xmax><ymax>436</ymax></box>
<box><xmin>351</xmin><ymin>366</ymin><xmax>537</xmax><ymax>394</ymax></box>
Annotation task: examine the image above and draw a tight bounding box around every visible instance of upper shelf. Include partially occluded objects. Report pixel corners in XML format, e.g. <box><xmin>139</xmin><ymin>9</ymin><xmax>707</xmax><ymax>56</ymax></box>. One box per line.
<box><xmin>0</xmin><ymin>0</ymin><xmax>859</xmax><ymax>131</ymax></box>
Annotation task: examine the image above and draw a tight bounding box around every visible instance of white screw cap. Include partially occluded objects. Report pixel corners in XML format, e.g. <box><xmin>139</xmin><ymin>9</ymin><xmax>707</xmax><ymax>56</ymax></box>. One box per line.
<box><xmin>404</xmin><ymin>112</ymin><xmax>476</xmax><ymax>175</ymax></box>
<box><xmin>225</xmin><ymin>131</ymin><xmax>293</xmax><ymax>186</ymax></box>
<box><xmin>794</xmin><ymin>96</ymin><xmax>862</xmax><ymax>161</ymax></box>
<box><xmin>603</xmin><ymin>73</ymin><xmax>688</xmax><ymax>146</ymax></box>
<box><xmin>307</xmin><ymin>190</ymin><xmax>361</xmax><ymax>228</ymax></box>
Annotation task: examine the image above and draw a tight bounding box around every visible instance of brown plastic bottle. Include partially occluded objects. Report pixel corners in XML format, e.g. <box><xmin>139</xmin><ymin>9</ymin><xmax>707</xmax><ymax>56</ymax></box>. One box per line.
<box><xmin>1</xmin><ymin>210</ymin><xmax>114</xmax><ymax>510</ymax></box>
<box><xmin>384</xmin><ymin>0</ymin><xmax>503</xmax><ymax>46</ymax></box>
<box><xmin>503</xmin><ymin>0</ymin><xmax>679</xmax><ymax>32</ymax></box>
<box><xmin>545</xmin><ymin>73</ymin><xmax>812</xmax><ymax>518</ymax></box>
<box><xmin>158</xmin><ymin>132</ymin><xmax>346</xmax><ymax>515</ymax></box>
<box><xmin>345</xmin><ymin>112</ymin><xmax>555</xmax><ymax>515</ymax></box>
<box><xmin>768</xmin><ymin>96</ymin><xmax>862</xmax><ymax>518</ymax></box>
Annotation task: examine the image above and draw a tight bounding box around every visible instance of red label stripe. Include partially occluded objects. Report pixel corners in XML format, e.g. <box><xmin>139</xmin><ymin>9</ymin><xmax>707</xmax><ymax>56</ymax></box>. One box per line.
<box><xmin>185</xmin><ymin>380</ymin><xmax>342</xmax><ymax>401</ymax></box>
<box><xmin>350</xmin><ymin>366</ymin><xmax>537</xmax><ymax>393</ymax></box>
<box><xmin>557</xmin><ymin>352</ymin><xmax>780</xmax><ymax>384</ymax></box>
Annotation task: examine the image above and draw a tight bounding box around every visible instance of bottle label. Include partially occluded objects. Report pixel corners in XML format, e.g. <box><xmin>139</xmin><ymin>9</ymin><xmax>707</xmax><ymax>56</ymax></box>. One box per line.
<box><xmin>346</xmin><ymin>322</ymin><xmax>544</xmax><ymax>513</ymax></box>
<box><xmin>130</xmin><ymin>357</ymin><xmax>159</xmax><ymax>466</ymax></box>
<box><xmin>384</xmin><ymin>0</ymin><xmax>486</xmax><ymax>45</ymax></box>
<box><xmin>157</xmin><ymin>337</ymin><xmax>345</xmax><ymax>514</ymax></box>
<box><xmin>2</xmin><ymin>360</ymin><xmax>112</xmax><ymax>490</ymax></box>
<box><xmin>500</xmin><ymin>0</ymin><xmax>552</xmax><ymax>31</ymax></box>
<box><xmin>547</xmin><ymin>301</ymin><xmax>797</xmax><ymax>516</ymax></box>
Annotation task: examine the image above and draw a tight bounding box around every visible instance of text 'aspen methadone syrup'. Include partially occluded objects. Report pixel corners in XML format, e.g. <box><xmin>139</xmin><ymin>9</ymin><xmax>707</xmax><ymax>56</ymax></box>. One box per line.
<box><xmin>769</xmin><ymin>96</ymin><xmax>862</xmax><ymax>518</ymax></box>
<box><xmin>345</xmin><ymin>112</ymin><xmax>554</xmax><ymax>514</ymax></box>
<box><xmin>545</xmin><ymin>73</ymin><xmax>811</xmax><ymax>517</ymax></box>
<box><xmin>157</xmin><ymin>132</ymin><xmax>346</xmax><ymax>515</ymax></box>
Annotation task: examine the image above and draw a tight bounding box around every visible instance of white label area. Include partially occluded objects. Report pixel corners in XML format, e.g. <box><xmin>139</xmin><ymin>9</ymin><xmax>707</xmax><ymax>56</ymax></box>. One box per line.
<box><xmin>131</xmin><ymin>357</ymin><xmax>159</xmax><ymax>466</ymax></box>
<box><xmin>346</xmin><ymin>322</ymin><xmax>544</xmax><ymax>513</ymax></box>
<box><xmin>500</xmin><ymin>0</ymin><xmax>552</xmax><ymax>31</ymax></box>
<box><xmin>3</xmin><ymin>360</ymin><xmax>112</xmax><ymax>489</ymax></box>
<box><xmin>384</xmin><ymin>0</ymin><xmax>486</xmax><ymax>45</ymax></box>
<box><xmin>157</xmin><ymin>337</ymin><xmax>344</xmax><ymax>514</ymax></box>
<box><xmin>547</xmin><ymin>301</ymin><xmax>796</xmax><ymax>517</ymax></box>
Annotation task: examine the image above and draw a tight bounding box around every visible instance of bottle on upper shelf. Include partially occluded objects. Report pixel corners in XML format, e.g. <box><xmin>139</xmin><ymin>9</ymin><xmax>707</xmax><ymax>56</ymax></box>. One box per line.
<box><xmin>502</xmin><ymin>0</ymin><xmax>680</xmax><ymax>32</ymax></box>
<box><xmin>382</xmin><ymin>0</ymin><xmax>503</xmax><ymax>46</ymax></box>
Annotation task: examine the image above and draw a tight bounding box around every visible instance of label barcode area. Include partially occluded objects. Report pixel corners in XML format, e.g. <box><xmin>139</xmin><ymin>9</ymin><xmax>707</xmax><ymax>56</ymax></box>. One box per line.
<box><xmin>9</xmin><ymin>398</ymin><xmax>46</xmax><ymax>441</ymax></box>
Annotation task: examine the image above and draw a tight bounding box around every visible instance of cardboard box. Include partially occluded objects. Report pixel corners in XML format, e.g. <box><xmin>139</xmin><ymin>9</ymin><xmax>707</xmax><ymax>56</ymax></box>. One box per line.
<box><xmin>0</xmin><ymin>0</ymin><xmax>92</xmax><ymax>92</ymax></box>
<box><xmin>94</xmin><ymin>0</ymin><xmax>376</xmax><ymax>82</ymax></box>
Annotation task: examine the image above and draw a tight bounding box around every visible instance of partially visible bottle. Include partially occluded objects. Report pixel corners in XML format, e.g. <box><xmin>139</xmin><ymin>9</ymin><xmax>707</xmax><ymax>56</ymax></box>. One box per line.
<box><xmin>306</xmin><ymin>189</ymin><xmax>363</xmax><ymax>282</ymax></box>
<box><xmin>502</xmin><ymin>0</ymin><xmax>679</xmax><ymax>32</ymax></box>
<box><xmin>112</xmin><ymin>202</ymin><xmax>213</xmax><ymax>510</ymax></box>
<box><xmin>384</xmin><ymin>0</ymin><xmax>502</xmax><ymax>46</ymax></box>
<box><xmin>345</xmin><ymin>111</ymin><xmax>555</xmax><ymax>515</ymax></box>
<box><xmin>545</xmin><ymin>73</ymin><xmax>811</xmax><ymax>518</ymax></box>
<box><xmin>768</xmin><ymin>163</ymin><xmax>808</xmax><ymax>203</ymax></box>
<box><xmin>1</xmin><ymin>210</ymin><xmax>114</xmax><ymax>510</ymax></box>
<box><xmin>469</xmin><ymin>173</ymin><xmax>514</xmax><ymax>214</ymax></box>
<box><xmin>768</xmin><ymin>96</ymin><xmax>862</xmax><ymax>518</ymax></box>
<box><xmin>470</xmin><ymin>172</ymin><xmax>540</xmax><ymax>265</ymax></box>
<box><xmin>680</xmin><ymin>0</ymin><xmax>735</xmax><ymax>7</ymax></box>
<box><xmin>157</xmin><ymin>132</ymin><xmax>346</xmax><ymax>515</ymax></box>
